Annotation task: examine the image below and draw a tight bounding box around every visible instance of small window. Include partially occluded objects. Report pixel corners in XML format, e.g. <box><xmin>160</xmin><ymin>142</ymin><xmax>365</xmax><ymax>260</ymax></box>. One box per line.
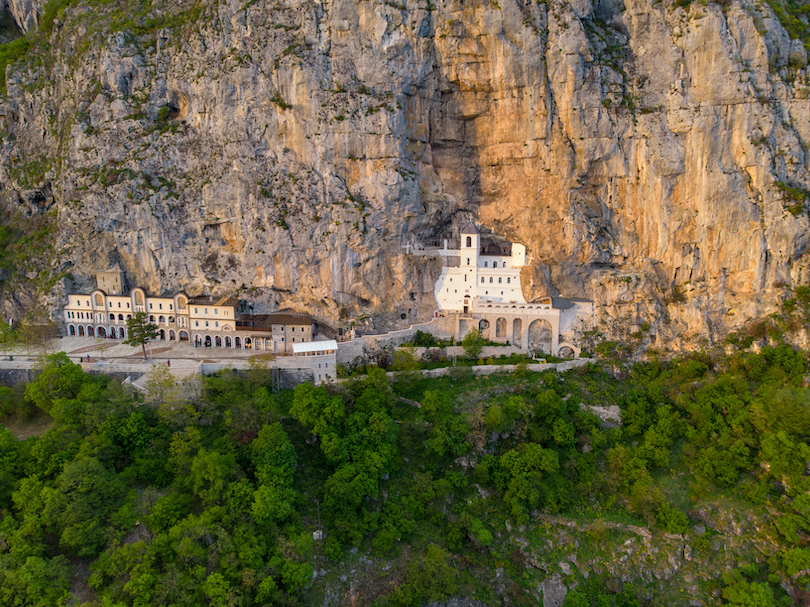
<box><xmin>507</xmin><ymin>278</ymin><xmax>511</xmax><ymax>284</ymax></box>
<box><xmin>214</xmin><ymin>309</ymin><xmax>218</xmax><ymax>315</ymax></box>
<box><xmin>481</xmin><ymin>277</ymin><xmax>485</xmax><ymax>283</ymax></box>
<box><xmin>149</xmin><ymin>303</ymin><xmax>153</xmax><ymax>309</ymax></box>
<box><xmin>493</xmin><ymin>262</ymin><xmax>498</xmax><ymax>268</ymax></box>
<box><xmin>194</xmin><ymin>308</ymin><xmax>198</xmax><ymax>314</ymax></box>
<box><xmin>205</xmin><ymin>321</ymin><xmax>209</xmax><ymax>327</ymax></box>
<box><xmin>195</xmin><ymin>321</ymin><xmax>199</xmax><ymax>327</ymax></box>
<box><xmin>499</xmin><ymin>277</ymin><xmax>502</xmax><ymax>284</ymax></box>
<box><xmin>292</xmin><ymin>327</ymin><xmax>295</xmax><ymax>332</ymax></box>
<box><xmin>466</xmin><ymin>236</ymin><xmax>472</xmax><ymax>247</ymax></box>
<box><xmin>205</xmin><ymin>308</ymin><xmax>209</xmax><ymax>315</ymax></box>
<box><xmin>215</xmin><ymin>321</ymin><xmax>219</xmax><ymax>328</ymax></box>
<box><xmin>86</xmin><ymin>300</ymin><xmax>90</xmax><ymax>306</ymax></box>
<box><xmin>169</xmin><ymin>304</ymin><xmax>173</xmax><ymax>310</ymax></box>
<box><xmin>467</xmin><ymin>258</ymin><xmax>470</xmax><ymax>265</ymax></box>
<box><xmin>464</xmin><ymin>274</ymin><xmax>467</xmax><ymax>282</ymax></box>
<box><xmin>127</xmin><ymin>302</ymin><xmax>130</xmax><ymax>309</ymax></box>
<box><xmin>490</xmin><ymin>277</ymin><xmax>493</xmax><ymax>283</ymax></box>
<box><xmin>118</xmin><ymin>302</ymin><xmax>121</xmax><ymax>308</ymax></box>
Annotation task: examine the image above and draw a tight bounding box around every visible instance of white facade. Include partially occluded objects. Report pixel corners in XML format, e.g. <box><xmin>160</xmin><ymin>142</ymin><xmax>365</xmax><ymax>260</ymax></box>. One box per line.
<box><xmin>294</xmin><ymin>340</ymin><xmax>338</xmax><ymax>385</ymax></box>
<box><xmin>433</xmin><ymin>224</ymin><xmax>527</xmax><ymax>312</ymax></box>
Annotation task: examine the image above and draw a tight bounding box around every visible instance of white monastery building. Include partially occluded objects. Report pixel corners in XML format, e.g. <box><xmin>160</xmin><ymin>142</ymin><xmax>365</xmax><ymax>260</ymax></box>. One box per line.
<box><xmin>428</xmin><ymin>223</ymin><xmax>592</xmax><ymax>357</ymax></box>
<box><xmin>434</xmin><ymin>223</ymin><xmax>527</xmax><ymax>313</ymax></box>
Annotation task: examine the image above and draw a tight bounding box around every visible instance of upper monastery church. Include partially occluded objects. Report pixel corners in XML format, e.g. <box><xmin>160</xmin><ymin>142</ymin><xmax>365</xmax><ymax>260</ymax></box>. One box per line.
<box><xmin>434</xmin><ymin>223</ymin><xmax>527</xmax><ymax>313</ymax></box>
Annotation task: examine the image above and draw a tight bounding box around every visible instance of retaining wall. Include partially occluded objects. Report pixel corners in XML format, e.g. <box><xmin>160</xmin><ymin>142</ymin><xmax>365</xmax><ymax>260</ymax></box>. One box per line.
<box><xmin>336</xmin><ymin>317</ymin><xmax>455</xmax><ymax>364</ymax></box>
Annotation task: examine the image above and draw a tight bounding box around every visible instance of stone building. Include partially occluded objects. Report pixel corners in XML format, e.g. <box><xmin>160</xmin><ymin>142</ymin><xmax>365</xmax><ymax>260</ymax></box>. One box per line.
<box><xmin>63</xmin><ymin>272</ymin><xmax>335</xmax><ymax>352</ymax></box>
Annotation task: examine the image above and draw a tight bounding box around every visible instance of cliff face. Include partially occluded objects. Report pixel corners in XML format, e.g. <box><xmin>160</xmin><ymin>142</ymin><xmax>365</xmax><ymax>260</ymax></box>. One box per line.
<box><xmin>2</xmin><ymin>0</ymin><xmax>810</xmax><ymax>346</ymax></box>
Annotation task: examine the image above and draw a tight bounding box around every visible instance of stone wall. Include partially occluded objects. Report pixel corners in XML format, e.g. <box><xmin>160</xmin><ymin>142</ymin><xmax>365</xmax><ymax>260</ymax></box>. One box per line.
<box><xmin>336</xmin><ymin>317</ymin><xmax>455</xmax><ymax>364</ymax></box>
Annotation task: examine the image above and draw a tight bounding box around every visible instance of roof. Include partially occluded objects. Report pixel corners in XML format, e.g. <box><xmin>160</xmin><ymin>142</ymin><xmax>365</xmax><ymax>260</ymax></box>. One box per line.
<box><xmin>293</xmin><ymin>340</ymin><xmax>338</xmax><ymax>354</ymax></box>
<box><xmin>460</xmin><ymin>222</ymin><xmax>480</xmax><ymax>235</ymax></box>
<box><xmin>550</xmin><ymin>297</ymin><xmax>574</xmax><ymax>309</ymax></box>
<box><xmin>100</xmin><ymin>265</ymin><xmax>123</xmax><ymax>274</ymax></box>
<box><xmin>238</xmin><ymin>313</ymin><xmax>316</xmax><ymax>327</ymax></box>
<box><xmin>188</xmin><ymin>295</ymin><xmax>240</xmax><ymax>307</ymax></box>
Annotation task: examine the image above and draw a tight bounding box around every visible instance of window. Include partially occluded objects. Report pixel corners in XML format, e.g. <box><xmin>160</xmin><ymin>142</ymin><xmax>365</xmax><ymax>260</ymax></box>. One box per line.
<box><xmin>159</xmin><ymin>303</ymin><xmax>163</xmax><ymax>310</ymax></box>
<box><xmin>169</xmin><ymin>304</ymin><xmax>173</xmax><ymax>310</ymax></box>
<box><xmin>464</xmin><ymin>274</ymin><xmax>467</xmax><ymax>282</ymax></box>
<box><xmin>281</xmin><ymin>327</ymin><xmax>284</xmax><ymax>331</ymax></box>
<box><xmin>292</xmin><ymin>327</ymin><xmax>295</xmax><ymax>332</ymax></box>
<box><xmin>205</xmin><ymin>308</ymin><xmax>209</xmax><ymax>315</ymax></box>
<box><xmin>466</xmin><ymin>236</ymin><xmax>471</xmax><ymax>247</ymax></box>
<box><xmin>499</xmin><ymin>277</ymin><xmax>502</xmax><ymax>283</ymax></box>
<box><xmin>282</xmin><ymin>337</ymin><xmax>284</xmax><ymax>342</ymax></box>
<box><xmin>215</xmin><ymin>321</ymin><xmax>219</xmax><ymax>328</ymax></box>
<box><xmin>484</xmin><ymin>261</ymin><xmax>488</xmax><ymax>267</ymax></box>
<box><xmin>507</xmin><ymin>278</ymin><xmax>511</xmax><ymax>284</ymax></box>
<box><xmin>118</xmin><ymin>302</ymin><xmax>121</xmax><ymax>308</ymax></box>
<box><xmin>214</xmin><ymin>309</ymin><xmax>218</xmax><ymax>315</ymax></box>
<box><xmin>205</xmin><ymin>321</ymin><xmax>209</xmax><ymax>327</ymax></box>
<box><xmin>86</xmin><ymin>300</ymin><xmax>90</xmax><ymax>306</ymax></box>
<box><xmin>467</xmin><ymin>258</ymin><xmax>470</xmax><ymax>265</ymax></box>
<box><xmin>126</xmin><ymin>302</ymin><xmax>130</xmax><ymax>309</ymax></box>
<box><xmin>489</xmin><ymin>277</ymin><xmax>493</xmax><ymax>283</ymax></box>
<box><xmin>149</xmin><ymin>303</ymin><xmax>153</xmax><ymax>309</ymax></box>
<box><xmin>292</xmin><ymin>338</ymin><xmax>295</xmax><ymax>342</ymax></box>
<box><xmin>493</xmin><ymin>261</ymin><xmax>498</xmax><ymax>268</ymax></box>
<box><xmin>195</xmin><ymin>321</ymin><xmax>199</xmax><ymax>327</ymax></box>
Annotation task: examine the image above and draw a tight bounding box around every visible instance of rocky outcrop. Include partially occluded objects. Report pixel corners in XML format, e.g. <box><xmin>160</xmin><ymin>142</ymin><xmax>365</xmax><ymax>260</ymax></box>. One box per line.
<box><xmin>2</xmin><ymin>0</ymin><xmax>810</xmax><ymax>347</ymax></box>
<box><xmin>6</xmin><ymin>0</ymin><xmax>42</xmax><ymax>33</ymax></box>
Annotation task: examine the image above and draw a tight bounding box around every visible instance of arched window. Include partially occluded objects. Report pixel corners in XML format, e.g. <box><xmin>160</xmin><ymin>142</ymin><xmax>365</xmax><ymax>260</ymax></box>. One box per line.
<box><xmin>466</xmin><ymin>236</ymin><xmax>471</xmax><ymax>247</ymax></box>
<box><xmin>499</xmin><ymin>277</ymin><xmax>502</xmax><ymax>284</ymax></box>
<box><xmin>149</xmin><ymin>315</ymin><xmax>156</xmax><ymax>322</ymax></box>
<box><xmin>489</xmin><ymin>277</ymin><xmax>493</xmax><ymax>283</ymax></box>
<box><xmin>467</xmin><ymin>258</ymin><xmax>470</xmax><ymax>265</ymax></box>
<box><xmin>507</xmin><ymin>278</ymin><xmax>510</xmax><ymax>284</ymax></box>
<box><xmin>481</xmin><ymin>277</ymin><xmax>485</xmax><ymax>283</ymax></box>
<box><xmin>464</xmin><ymin>274</ymin><xmax>467</xmax><ymax>282</ymax></box>
<box><xmin>484</xmin><ymin>261</ymin><xmax>488</xmax><ymax>267</ymax></box>
<box><xmin>109</xmin><ymin>313</ymin><xmax>115</xmax><ymax>322</ymax></box>
<box><xmin>493</xmin><ymin>261</ymin><xmax>498</xmax><ymax>268</ymax></box>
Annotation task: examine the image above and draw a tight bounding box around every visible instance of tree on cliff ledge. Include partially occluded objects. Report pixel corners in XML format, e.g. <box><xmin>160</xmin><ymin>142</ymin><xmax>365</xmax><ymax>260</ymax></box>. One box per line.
<box><xmin>124</xmin><ymin>312</ymin><xmax>160</xmax><ymax>360</ymax></box>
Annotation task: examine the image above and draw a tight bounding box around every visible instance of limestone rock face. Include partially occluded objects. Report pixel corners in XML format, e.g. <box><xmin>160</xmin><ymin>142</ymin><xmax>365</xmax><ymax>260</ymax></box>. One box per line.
<box><xmin>2</xmin><ymin>0</ymin><xmax>810</xmax><ymax>347</ymax></box>
<box><xmin>7</xmin><ymin>0</ymin><xmax>42</xmax><ymax>33</ymax></box>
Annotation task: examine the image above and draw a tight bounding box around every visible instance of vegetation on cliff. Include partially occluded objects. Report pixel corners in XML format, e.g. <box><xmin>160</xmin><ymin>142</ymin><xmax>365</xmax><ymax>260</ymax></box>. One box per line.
<box><xmin>0</xmin><ymin>335</ymin><xmax>809</xmax><ymax>605</ymax></box>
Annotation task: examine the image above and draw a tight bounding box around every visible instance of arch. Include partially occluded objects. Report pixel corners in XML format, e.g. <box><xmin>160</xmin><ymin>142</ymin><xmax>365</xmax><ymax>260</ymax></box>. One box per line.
<box><xmin>512</xmin><ymin>318</ymin><xmax>522</xmax><ymax>345</ymax></box>
<box><xmin>273</xmin><ymin>340</ymin><xmax>278</xmax><ymax>352</ymax></box>
<box><xmin>225</xmin><ymin>336</ymin><xmax>232</xmax><ymax>348</ymax></box>
<box><xmin>78</xmin><ymin>325</ymin><xmax>85</xmax><ymax>336</ymax></box>
<box><xmin>159</xmin><ymin>329</ymin><xmax>166</xmax><ymax>341</ymax></box>
<box><xmin>95</xmin><ymin>293</ymin><xmax>104</xmax><ymax>306</ymax></box>
<box><xmin>126</xmin><ymin>314</ymin><xmax>132</xmax><ymax>320</ymax></box>
<box><xmin>68</xmin><ymin>324</ymin><xmax>76</xmax><ymax>336</ymax></box>
<box><xmin>528</xmin><ymin>319</ymin><xmax>553</xmax><ymax>354</ymax></box>
<box><xmin>177</xmin><ymin>295</ymin><xmax>187</xmax><ymax>309</ymax></box>
<box><xmin>478</xmin><ymin>319</ymin><xmax>489</xmax><ymax>331</ymax></box>
<box><xmin>109</xmin><ymin>313</ymin><xmax>115</xmax><ymax>322</ymax></box>
<box><xmin>87</xmin><ymin>326</ymin><xmax>95</xmax><ymax>337</ymax></box>
<box><xmin>149</xmin><ymin>315</ymin><xmax>156</xmax><ymax>323</ymax></box>
<box><xmin>179</xmin><ymin>330</ymin><xmax>189</xmax><ymax>341</ymax></box>
<box><xmin>245</xmin><ymin>337</ymin><xmax>252</xmax><ymax>349</ymax></box>
<box><xmin>169</xmin><ymin>330</ymin><xmax>175</xmax><ymax>341</ymax></box>
<box><xmin>215</xmin><ymin>335</ymin><xmax>222</xmax><ymax>347</ymax></box>
<box><xmin>235</xmin><ymin>336</ymin><xmax>242</xmax><ymax>348</ymax></box>
<box><xmin>495</xmin><ymin>317</ymin><xmax>507</xmax><ymax>339</ymax></box>
<box><xmin>557</xmin><ymin>342</ymin><xmax>580</xmax><ymax>359</ymax></box>
<box><xmin>118</xmin><ymin>313</ymin><xmax>124</xmax><ymax>321</ymax></box>
<box><xmin>493</xmin><ymin>261</ymin><xmax>498</xmax><ymax>268</ymax></box>
<box><xmin>204</xmin><ymin>335</ymin><xmax>212</xmax><ymax>347</ymax></box>
<box><xmin>466</xmin><ymin>236</ymin><xmax>472</xmax><ymax>247</ymax></box>
<box><xmin>168</xmin><ymin>316</ymin><xmax>174</xmax><ymax>323</ymax></box>
<box><xmin>119</xmin><ymin>327</ymin><xmax>125</xmax><ymax>339</ymax></box>
<box><xmin>223</xmin><ymin>326</ymin><xmax>231</xmax><ymax>331</ymax></box>
<box><xmin>254</xmin><ymin>338</ymin><xmax>262</xmax><ymax>351</ymax></box>
<box><xmin>97</xmin><ymin>327</ymin><xmax>106</xmax><ymax>338</ymax></box>
<box><xmin>159</xmin><ymin>315</ymin><xmax>166</xmax><ymax>324</ymax></box>
<box><xmin>135</xmin><ymin>291</ymin><xmax>144</xmax><ymax>305</ymax></box>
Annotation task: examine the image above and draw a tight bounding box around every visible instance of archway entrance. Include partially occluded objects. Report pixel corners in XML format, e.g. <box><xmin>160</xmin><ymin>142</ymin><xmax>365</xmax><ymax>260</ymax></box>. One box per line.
<box><xmin>68</xmin><ymin>325</ymin><xmax>76</xmax><ymax>336</ymax></box>
<box><xmin>215</xmin><ymin>336</ymin><xmax>222</xmax><ymax>347</ymax></box>
<box><xmin>204</xmin><ymin>335</ymin><xmax>212</xmax><ymax>347</ymax></box>
<box><xmin>245</xmin><ymin>337</ymin><xmax>252</xmax><ymax>350</ymax></box>
<box><xmin>179</xmin><ymin>330</ymin><xmax>189</xmax><ymax>341</ymax></box>
<box><xmin>478</xmin><ymin>319</ymin><xmax>490</xmax><ymax>339</ymax></box>
<box><xmin>225</xmin><ymin>336</ymin><xmax>232</xmax><ymax>348</ymax></box>
<box><xmin>463</xmin><ymin>296</ymin><xmax>470</xmax><ymax>315</ymax></box>
<box><xmin>528</xmin><ymin>319</ymin><xmax>553</xmax><ymax>354</ymax></box>
<box><xmin>97</xmin><ymin>327</ymin><xmax>106</xmax><ymax>338</ymax></box>
<box><xmin>87</xmin><ymin>326</ymin><xmax>95</xmax><ymax>337</ymax></box>
<box><xmin>495</xmin><ymin>318</ymin><xmax>507</xmax><ymax>339</ymax></box>
<box><xmin>235</xmin><ymin>337</ymin><xmax>242</xmax><ymax>348</ymax></box>
<box><xmin>512</xmin><ymin>319</ymin><xmax>522</xmax><ymax>345</ymax></box>
<box><xmin>559</xmin><ymin>345</ymin><xmax>575</xmax><ymax>358</ymax></box>
<box><xmin>169</xmin><ymin>330</ymin><xmax>175</xmax><ymax>340</ymax></box>
<box><xmin>159</xmin><ymin>329</ymin><xmax>166</xmax><ymax>341</ymax></box>
<box><xmin>119</xmin><ymin>327</ymin><xmax>125</xmax><ymax>339</ymax></box>
<box><xmin>78</xmin><ymin>326</ymin><xmax>85</xmax><ymax>336</ymax></box>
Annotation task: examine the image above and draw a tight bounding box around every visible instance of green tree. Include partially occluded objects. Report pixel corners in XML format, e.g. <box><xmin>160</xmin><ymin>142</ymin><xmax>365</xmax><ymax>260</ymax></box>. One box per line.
<box><xmin>461</xmin><ymin>328</ymin><xmax>485</xmax><ymax>360</ymax></box>
<box><xmin>24</xmin><ymin>352</ymin><xmax>86</xmax><ymax>414</ymax></box>
<box><xmin>123</xmin><ymin>312</ymin><xmax>160</xmax><ymax>360</ymax></box>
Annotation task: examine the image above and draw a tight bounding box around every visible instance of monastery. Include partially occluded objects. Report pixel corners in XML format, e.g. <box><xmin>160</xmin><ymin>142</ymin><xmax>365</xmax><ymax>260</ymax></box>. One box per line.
<box><xmin>430</xmin><ymin>223</ymin><xmax>591</xmax><ymax>357</ymax></box>
<box><xmin>63</xmin><ymin>267</ymin><xmax>337</xmax><ymax>354</ymax></box>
